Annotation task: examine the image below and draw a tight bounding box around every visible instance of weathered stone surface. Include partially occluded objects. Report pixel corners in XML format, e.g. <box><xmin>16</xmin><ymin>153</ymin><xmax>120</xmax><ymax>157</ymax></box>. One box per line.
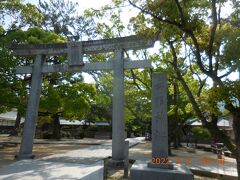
<box><xmin>152</xmin><ymin>136</ymin><xmax>169</xmax><ymax>159</ymax></box>
<box><xmin>67</xmin><ymin>42</ymin><xmax>84</xmax><ymax>66</ymax></box>
<box><xmin>148</xmin><ymin>161</ymin><xmax>174</xmax><ymax>170</ymax></box>
<box><xmin>9</xmin><ymin>35</ymin><xmax>155</xmax><ymax>56</ymax></box>
<box><xmin>124</xmin><ymin>141</ymin><xmax>130</xmax><ymax>178</ymax></box>
<box><xmin>130</xmin><ymin>74</ymin><xmax>193</xmax><ymax>180</ymax></box>
<box><xmin>151</xmin><ymin>73</ymin><xmax>169</xmax><ymax>159</ymax></box>
<box><xmin>131</xmin><ymin>161</ymin><xmax>194</xmax><ymax>180</ymax></box>
<box><xmin>18</xmin><ymin>54</ymin><xmax>44</xmax><ymax>159</ymax></box>
<box><xmin>12</xmin><ymin>35</ymin><xmax>155</xmax><ymax>162</ymax></box>
<box><xmin>16</xmin><ymin>60</ymin><xmax>152</xmax><ymax>74</ymax></box>
<box><xmin>112</xmin><ymin>48</ymin><xmax>125</xmax><ymax>162</ymax></box>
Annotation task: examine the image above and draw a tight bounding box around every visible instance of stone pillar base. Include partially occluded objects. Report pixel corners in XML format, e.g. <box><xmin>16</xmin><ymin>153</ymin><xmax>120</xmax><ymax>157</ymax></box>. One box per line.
<box><xmin>15</xmin><ymin>154</ymin><xmax>35</xmax><ymax>160</ymax></box>
<box><xmin>148</xmin><ymin>161</ymin><xmax>174</xmax><ymax>170</ymax></box>
<box><xmin>108</xmin><ymin>159</ymin><xmax>124</xmax><ymax>168</ymax></box>
<box><xmin>131</xmin><ymin>161</ymin><xmax>194</xmax><ymax>180</ymax></box>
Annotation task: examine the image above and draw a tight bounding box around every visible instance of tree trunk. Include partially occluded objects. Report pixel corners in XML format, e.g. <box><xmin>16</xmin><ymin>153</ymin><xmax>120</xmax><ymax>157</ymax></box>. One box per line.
<box><xmin>174</xmin><ymin>135</ymin><xmax>180</xmax><ymax>149</ymax></box>
<box><xmin>172</xmin><ymin>61</ymin><xmax>237</xmax><ymax>154</ymax></box>
<box><xmin>168</xmin><ymin>139</ymin><xmax>172</xmax><ymax>156</ymax></box>
<box><xmin>169</xmin><ymin>41</ymin><xmax>238</xmax><ymax>177</ymax></box>
<box><xmin>52</xmin><ymin>115</ymin><xmax>61</xmax><ymax>140</ymax></box>
<box><xmin>232</xmin><ymin>110</ymin><xmax>240</xmax><ymax>179</ymax></box>
<box><xmin>10</xmin><ymin>112</ymin><xmax>21</xmax><ymax>136</ymax></box>
<box><xmin>173</xmin><ymin>83</ymin><xmax>179</xmax><ymax>149</ymax></box>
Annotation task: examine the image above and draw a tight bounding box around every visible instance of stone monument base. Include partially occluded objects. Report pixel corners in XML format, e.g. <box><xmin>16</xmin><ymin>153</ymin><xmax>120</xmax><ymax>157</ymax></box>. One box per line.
<box><xmin>147</xmin><ymin>161</ymin><xmax>174</xmax><ymax>169</ymax></box>
<box><xmin>131</xmin><ymin>160</ymin><xmax>194</xmax><ymax>180</ymax></box>
<box><xmin>15</xmin><ymin>153</ymin><xmax>35</xmax><ymax>160</ymax></box>
<box><xmin>108</xmin><ymin>159</ymin><xmax>124</xmax><ymax>168</ymax></box>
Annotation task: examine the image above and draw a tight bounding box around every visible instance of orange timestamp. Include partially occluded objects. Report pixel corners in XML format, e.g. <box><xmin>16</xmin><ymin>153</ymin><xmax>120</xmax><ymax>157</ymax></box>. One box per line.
<box><xmin>151</xmin><ymin>156</ymin><xmax>225</xmax><ymax>165</ymax></box>
<box><xmin>151</xmin><ymin>157</ymin><xmax>171</xmax><ymax>164</ymax></box>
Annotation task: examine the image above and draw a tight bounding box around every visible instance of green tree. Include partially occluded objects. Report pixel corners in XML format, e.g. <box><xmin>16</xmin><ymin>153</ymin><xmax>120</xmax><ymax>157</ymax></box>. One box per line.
<box><xmin>85</xmin><ymin>73</ymin><xmax>112</xmax><ymax>123</ymax></box>
<box><xmin>0</xmin><ymin>0</ymin><xmax>43</xmax><ymax>28</ymax></box>
<box><xmin>14</xmin><ymin>27</ymin><xmax>96</xmax><ymax>139</ymax></box>
<box><xmin>192</xmin><ymin>127</ymin><xmax>210</xmax><ymax>146</ymax></box>
<box><xmin>124</xmin><ymin>68</ymin><xmax>152</xmax><ymax>136</ymax></box>
<box><xmin>36</xmin><ymin>0</ymin><xmax>98</xmax><ymax>138</ymax></box>
<box><xmin>0</xmin><ymin>1</ymin><xmax>43</xmax><ymax>135</ymax></box>
<box><xmin>126</xmin><ymin>0</ymin><xmax>240</xmax><ymax>176</ymax></box>
<box><xmin>84</xmin><ymin>3</ymin><xmax>194</xmax><ymax>141</ymax></box>
<box><xmin>39</xmin><ymin>81</ymin><xmax>96</xmax><ymax>139</ymax></box>
<box><xmin>84</xmin><ymin>6</ymin><xmax>152</xmax><ymax>136</ymax></box>
<box><xmin>38</xmin><ymin>0</ymin><xmax>95</xmax><ymax>40</ymax></box>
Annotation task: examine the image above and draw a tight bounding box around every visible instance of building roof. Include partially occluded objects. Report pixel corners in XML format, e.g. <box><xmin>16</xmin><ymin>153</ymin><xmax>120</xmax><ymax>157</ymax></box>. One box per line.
<box><xmin>60</xmin><ymin>119</ymin><xmax>109</xmax><ymax>126</ymax></box>
<box><xmin>217</xmin><ymin>117</ymin><xmax>230</xmax><ymax>127</ymax></box>
<box><xmin>185</xmin><ymin>117</ymin><xmax>230</xmax><ymax>127</ymax></box>
<box><xmin>0</xmin><ymin>109</ymin><xmax>25</xmax><ymax>123</ymax></box>
<box><xmin>95</xmin><ymin>122</ymin><xmax>110</xmax><ymax>126</ymax></box>
<box><xmin>60</xmin><ymin>119</ymin><xmax>88</xmax><ymax>126</ymax></box>
<box><xmin>0</xmin><ymin>110</ymin><xmax>110</xmax><ymax>126</ymax></box>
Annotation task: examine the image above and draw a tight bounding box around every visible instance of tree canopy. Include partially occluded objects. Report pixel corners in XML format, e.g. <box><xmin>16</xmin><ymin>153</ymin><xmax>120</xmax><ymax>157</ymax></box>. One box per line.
<box><xmin>1</xmin><ymin>0</ymin><xmax>240</xmax><ymax>176</ymax></box>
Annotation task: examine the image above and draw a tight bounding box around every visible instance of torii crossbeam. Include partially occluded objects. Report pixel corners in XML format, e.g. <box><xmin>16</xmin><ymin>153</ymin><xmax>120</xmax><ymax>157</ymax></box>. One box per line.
<box><xmin>9</xmin><ymin>35</ymin><xmax>155</xmax><ymax>163</ymax></box>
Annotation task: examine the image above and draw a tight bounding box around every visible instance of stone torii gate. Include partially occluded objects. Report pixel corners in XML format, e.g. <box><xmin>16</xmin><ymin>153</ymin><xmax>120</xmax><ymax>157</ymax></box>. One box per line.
<box><xmin>9</xmin><ymin>36</ymin><xmax>154</xmax><ymax>163</ymax></box>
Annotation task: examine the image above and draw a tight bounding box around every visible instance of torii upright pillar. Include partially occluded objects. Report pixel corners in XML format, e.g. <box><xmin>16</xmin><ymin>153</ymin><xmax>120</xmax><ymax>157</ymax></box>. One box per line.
<box><xmin>18</xmin><ymin>54</ymin><xmax>45</xmax><ymax>159</ymax></box>
<box><xmin>9</xmin><ymin>36</ymin><xmax>155</xmax><ymax>162</ymax></box>
<box><xmin>112</xmin><ymin>48</ymin><xmax>125</xmax><ymax>162</ymax></box>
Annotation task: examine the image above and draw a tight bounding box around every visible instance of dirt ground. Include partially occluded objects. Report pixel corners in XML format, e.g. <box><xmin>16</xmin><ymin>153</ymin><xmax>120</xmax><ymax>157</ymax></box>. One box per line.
<box><xmin>0</xmin><ymin>137</ymin><xmax>223</xmax><ymax>180</ymax></box>
<box><xmin>0</xmin><ymin>143</ymin><xmax>89</xmax><ymax>168</ymax></box>
<box><xmin>106</xmin><ymin>142</ymin><xmax>221</xmax><ymax>180</ymax></box>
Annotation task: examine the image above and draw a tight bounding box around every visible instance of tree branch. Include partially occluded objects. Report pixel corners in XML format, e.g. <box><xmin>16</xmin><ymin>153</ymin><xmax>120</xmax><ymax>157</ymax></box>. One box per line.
<box><xmin>168</xmin><ymin>41</ymin><xmax>236</xmax><ymax>154</ymax></box>
<box><xmin>214</xmin><ymin>48</ymin><xmax>220</xmax><ymax>73</ymax></box>
<box><xmin>208</xmin><ymin>0</ymin><xmax>218</xmax><ymax>71</ymax></box>
<box><xmin>130</xmin><ymin>69</ymin><xmax>151</xmax><ymax>91</ymax></box>
<box><xmin>126</xmin><ymin>104</ymin><xmax>141</xmax><ymax>120</ymax></box>
<box><xmin>128</xmin><ymin>0</ymin><xmax>217</xmax><ymax>83</ymax></box>
<box><xmin>219</xmin><ymin>69</ymin><xmax>235</xmax><ymax>79</ymax></box>
<box><xmin>168</xmin><ymin>40</ymin><xmax>205</xmax><ymax>123</ymax></box>
<box><xmin>128</xmin><ymin>0</ymin><xmax>182</xmax><ymax>29</ymax></box>
<box><xmin>189</xmin><ymin>57</ymin><xmax>207</xmax><ymax>97</ymax></box>
<box><xmin>174</xmin><ymin>0</ymin><xmax>185</xmax><ymax>25</ymax></box>
<box><xmin>130</xmin><ymin>69</ymin><xmax>143</xmax><ymax>91</ymax></box>
<box><xmin>38</xmin><ymin>111</ymin><xmax>51</xmax><ymax>116</ymax></box>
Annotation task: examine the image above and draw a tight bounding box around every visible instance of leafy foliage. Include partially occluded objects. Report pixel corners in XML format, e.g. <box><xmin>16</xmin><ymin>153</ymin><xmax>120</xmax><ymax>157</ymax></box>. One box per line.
<box><xmin>39</xmin><ymin>0</ymin><xmax>95</xmax><ymax>40</ymax></box>
<box><xmin>125</xmin><ymin>1</ymin><xmax>240</xmax><ymax>172</ymax></box>
<box><xmin>40</xmin><ymin>82</ymin><xmax>96</xmax><ymax>120</ymax></box>
<box><xmin>192</xmin><ymin>126</ymin><xmax>210</xmax><ymax>141</ymax></box>
<box><xmin>0</xmin><ymin>0</ymin><xmax>43</xmax><ymax>27</ymax></box>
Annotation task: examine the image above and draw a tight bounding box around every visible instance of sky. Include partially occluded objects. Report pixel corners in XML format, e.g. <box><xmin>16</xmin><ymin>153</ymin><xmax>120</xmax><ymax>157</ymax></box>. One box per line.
<box><xmin>23</xmin><ymin>0</ymin><xmax>239</xmax><ymax>82</ymax></box>
<box><xmin>24</xmin><ymin>0</ymin><xmax>112</xmax><ymax>83</ymax></box>
<box><xmin>25</xmin><ymin>0</ymin><xmax>111</xmax><ymax>10</ymax></box>
<box><xmin>24</xmin><ymin>0</ymin><xmax>138</xmax><ymax>84</ymax></box>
